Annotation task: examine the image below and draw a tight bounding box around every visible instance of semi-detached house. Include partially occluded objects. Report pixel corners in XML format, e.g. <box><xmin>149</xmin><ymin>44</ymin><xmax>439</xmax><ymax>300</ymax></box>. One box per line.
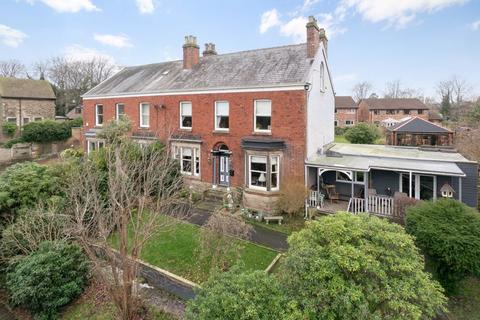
<box><xmin>82</xmin><ymin>16</ymin><xmax>335</xmax><ymax>212</ymax></box>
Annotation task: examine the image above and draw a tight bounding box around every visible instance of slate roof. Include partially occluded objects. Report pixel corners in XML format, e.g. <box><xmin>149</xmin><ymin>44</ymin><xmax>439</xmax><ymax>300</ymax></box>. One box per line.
<box><xmin>335</xmin><ymin>96</ymin><xmax>357</xmax><ymax>109</ymax></box>
<box><xmin>387</xmin><ymin>117</ymin><xmax>452</xmax><ymax>133</ymax></box>
<box><xmin>360</xmin><ymin>98</ymin><xmax>429</xmax><ymax>110</ymax></box>
<box><xmin>83</xmin><ymin>43</ymin><xmax>311</xmax><ymax>98</ymax></box>
<box><xmin>0</xmin><ymin>77</ymin><xmax>55</xmax><ymax>100</ymax></box>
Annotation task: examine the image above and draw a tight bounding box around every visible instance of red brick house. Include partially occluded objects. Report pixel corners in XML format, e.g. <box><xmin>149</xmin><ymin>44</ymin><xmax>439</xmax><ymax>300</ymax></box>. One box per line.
<box><xmin>357</xmin><ymin>98</ymin><xmax>430</xmax><ymax>126</ymax></box>
<box><xmin>334</xmin><ymin>96</ymin><xmax>357</xmax><ymax>127</ymax></box>
<box><xmin>82</xmin><ymin>16</ymin><xmax>335</xmax><ymax>212</ymax></box>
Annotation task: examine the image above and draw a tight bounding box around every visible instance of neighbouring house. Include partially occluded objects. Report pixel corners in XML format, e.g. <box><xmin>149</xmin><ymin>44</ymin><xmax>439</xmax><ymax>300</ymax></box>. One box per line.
<box><xmin>66</xmin><ymin>105</ymin><xmax>83</xmax><ymax>119</ymax></box>
<box><xmin>357</xmin><ymin>98</ymin><xmax>430</xmax><ymax>126</ymax></box>
<box><xmin>0</xmin><ymin>77</ymin><xmax>56</xmax><ymax>141</ymax></box>
<box><xmin>334</xmin><ymin>96</ymin><xmax>357</xmax><ymax>127</ymax></box>
<box><xmin>386</xmin><ymin>116</ymin><xmax>454</xmax><ymax>147</ymax></box>
<box><xmin>428</xmin><ymin>110</ymin><xmax>443</xmax><ymax>124</ymax></box>
<box><xmin>305</xmin><ymin>143</ymin><xmax>478</xmax><ymax>218</ymax></box>
<box><xmin>81</xmin><ymin>16</ymin><xmax>334</xmax><ymax>212</ymax></box>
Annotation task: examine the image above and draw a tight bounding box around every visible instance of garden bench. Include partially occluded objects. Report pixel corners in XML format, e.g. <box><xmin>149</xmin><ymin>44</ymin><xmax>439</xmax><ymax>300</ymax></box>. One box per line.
<box><xmin>264</xmin><ymin>216</ymin><xmax>284</xmax><ymax>225</ymax></box>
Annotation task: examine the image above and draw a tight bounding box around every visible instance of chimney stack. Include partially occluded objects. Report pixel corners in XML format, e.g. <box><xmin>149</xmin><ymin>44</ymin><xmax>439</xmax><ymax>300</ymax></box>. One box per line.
<box><xmin>306</xmin><ymin>16</ymin><xmax>320</xmax><ymax>59</ymax></box>
<box><xmin>319</xmin><ymin>28</ymin><xmax>328</xmax><ymax>57</ymax></box>
<box><xmin>203</xmin><ymin>43</ymin><xmax>217</xmax><ymax>56</ymax></box>
<box><xmin>183</xmin><ymin>35</ymin><xmax>199</xmax><ymax>70</ymax></box>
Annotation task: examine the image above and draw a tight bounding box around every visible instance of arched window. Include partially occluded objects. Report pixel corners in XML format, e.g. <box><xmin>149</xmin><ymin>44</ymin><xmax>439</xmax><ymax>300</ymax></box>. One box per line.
<box><xmin>320</xmin><ymin>62</ymin><xmax>325</xmax><ymax>92</ymax></box>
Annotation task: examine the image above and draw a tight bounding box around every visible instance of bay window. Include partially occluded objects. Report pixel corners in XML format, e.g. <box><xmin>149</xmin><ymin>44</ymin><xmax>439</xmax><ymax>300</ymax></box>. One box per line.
<box><xmin>254</xmin><ymin>100</ymin><xmax>271</xmax><ymax>132</ymax></box>
<box><xmin>248</xmin><ymin>154</ymin><xmax>280</xmax><ymax>191</ymax></box>
<box><xmin>172</xmin><ymin>143</ymin><xmax>200</xmax><ymax>176</ymax></box>
<box><xmin>139</xmin><ymin>103</ymin><xmax>150</xmax><ymax>127</ymax></box>
<box><xmin>95</xmin><ymin>104</ymin><xmax>103</xmax><ymax>126</ymax></box>
<box><xmin>180</xmin><ymin>102</ymin><xmax>192</xmax><ymax>129</ymax></box>
<box><xmin>215</xmin><ymin>101</ymin><xmax>229</xmax><ymax>130</ymax></box>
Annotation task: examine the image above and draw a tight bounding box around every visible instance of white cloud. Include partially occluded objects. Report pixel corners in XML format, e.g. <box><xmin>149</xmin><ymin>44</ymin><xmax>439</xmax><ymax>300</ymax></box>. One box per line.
<box><xmin>260</xmin><ymin>9</ymin><xmax>281</xmax><ymax>33</ymax></box>
<box><xmin>0</xmin><ymin>24</ymin><xmax>27</xmax><ymax>47</ymax></box>
<box><xmin>94</xmin><ymin>34</ymin><xmax>133</xmax><ymax>48</ymax></box>
<box><xmin>25</xmin><ymin>0</ymin><xmax>99</xmax><ymax>12</ymax></box>
<box><xmin>280</xmin><ymin>16</ymin><xmax>309</xmax><ymax>43</ymax></box>
<box><xmin>301</xmin><ymin>0</ymin><xmax>322</xmax><ymax>11</ymax></box>
<box><xmin>136</xmin><ymin>0</ymin><xmax>155</xmax><ymax>14</ymax></box>
<box><xmin>340</xmin><ymin>0</ymin><xmax>468</xmax><ymax>28</ymax></box>
<box><xmin>64</xmin><ymin>44</ymin><xmax>115</xmax><ymax>64</ymax></box>
<box><xmin>471</xmin><ymin>20</ymin><xmax>480</xmax><ymax>30</ymax></box>
<box><xmin>278</xmin><ymin>14</ymin><xmax>346</xmax><ymax>43</ymax></box>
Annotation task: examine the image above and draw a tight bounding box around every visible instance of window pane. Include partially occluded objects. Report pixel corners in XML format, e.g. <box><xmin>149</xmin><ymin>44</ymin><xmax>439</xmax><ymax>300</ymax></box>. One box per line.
<box><xmin>195</xmin><ymin>148</ymin><xmax>200</xmax><ymax>175</ymax></box>
<box><xmin>271</xmin><ymin>156</ymin><xmax>279</xmax><ymax>189</ymax></box>
<box><xmin>182</xmin><ymin>148</ymin><xmax>192</xmax><ymax>173</ymax></box>
<box><xmin>250</xmin><ymin>156</ymin><xmax>267</xmax><ymax>189</ymax></box>
<box><xmin>117</xmin><ymin>104</ymin><xmax>125</xmax><ymax>119</ymax></box>
<box><xmin>336</xmin><ymin>172</ymin><xmax>350</xmax><ymax>181</ymax></box>
<box><xmin>256</xmin><ymin>116</ymin><xmax>271</xmax><ymax>130</ymax></box>
<box><xmin>23</xmin><ymin>118</ymin><xmax>29</xmax><ymax>125</ymax></box>
<box><xmin>255</xmin><ymin>101</ymin><xmax>271</xmax><ymax>116</ymax></box>
<box><xmin>356</xmin><ymin>172</ymin><xmax>364</xmax><ymax>182</ymax></box>
<box><xmin>182</xmin><ymin>116</ymin><xmax>192</xmax><ymax>128</ymax></box>
<box><xmin>216</xmin><ymin>102</ymin><xmax>229</xmax><ymax>116</ymax></box>
<box><xmin>181</xmin><ymin>102</ymin><xmax>192</xmax><ymax>116</ymax></box>
<box><xmin>217</xmin><ymin>116</ymin><xmax>229</xmax><ymax>129</ymax></box>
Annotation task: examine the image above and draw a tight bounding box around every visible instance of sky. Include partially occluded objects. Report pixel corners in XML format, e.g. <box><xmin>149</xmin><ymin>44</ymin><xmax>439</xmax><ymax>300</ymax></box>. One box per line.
<box><xmin>0</xmin><ymin>0</ymin><xmax>479</xmax><ymax>99</ymax></box>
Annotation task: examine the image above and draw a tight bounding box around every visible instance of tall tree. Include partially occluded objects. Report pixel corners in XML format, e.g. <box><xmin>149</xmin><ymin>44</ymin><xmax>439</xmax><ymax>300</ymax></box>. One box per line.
<box><xmin>66</xmin><ymin>121</ymin><xmax>187</xmax><ymax>320</ymax></box>
<box><xmin>440</xmin><ymin>93</ymin><xmax>452</xmax><ymax>119</ymax></box>
<box><xmin>384</xmin><ymin>79</ymin><xmax>423</xmax><ymax>99</ymax></box>
<box><xmin>437</xmin><ymin>75</ymin><xmax>471</xmax><ymax>105</ymax></box>
<box><xmin>352</xmin><ymin>81</ymin><xmax>373</xmax><ymax>101</ymax></box>
<box><xmin>0</xmin><ymin>60</ymin><xmax>26</xmax><ymax>78</ymax></box>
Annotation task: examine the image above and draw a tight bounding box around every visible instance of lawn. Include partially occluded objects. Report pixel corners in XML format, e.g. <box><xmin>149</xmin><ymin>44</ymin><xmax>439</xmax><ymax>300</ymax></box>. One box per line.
<box><xmin>335</xmin><ymin>134</ymin><xmax>385</xmax><ymax>145</ymax></box>
<box><xmin>110</xmin><ymin>215</ymin><xmax>278</xmax><ymax>283</ymax></box>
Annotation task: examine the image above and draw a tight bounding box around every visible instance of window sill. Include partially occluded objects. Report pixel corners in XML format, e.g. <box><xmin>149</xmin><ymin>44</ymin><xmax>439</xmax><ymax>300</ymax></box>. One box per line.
<box><xmin>179</xmin><ymin>128</ymin><xmax>192</xmax><ymax>132</ymax></box>
<box><xmin>244</xmin><ymin>187</ymin><xmax>281</xmax><ymax>196</ymax></box>
<box><xmin>252</xmin><ymin>131</ymin><xmax>272</xmax><ymax>136</ymax></box>
<box><xmin>212</xmin><ymin>129</ymin><xmax>229</xmax><ymax>134</ymax></box>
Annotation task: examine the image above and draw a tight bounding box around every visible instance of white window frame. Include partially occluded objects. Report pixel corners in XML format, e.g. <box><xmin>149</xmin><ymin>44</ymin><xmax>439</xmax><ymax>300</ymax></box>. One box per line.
<box><xmin>214</xmin><ymin>101</ymin><xmax>229</xmax><ymax>131</ymax></box>
<box><xmin>95</xmin><ymin>104</ymin><xmax>103</xmax><ymax>127</ymax></box>
<box><xmin>346</xmin><ymin>120</ymin><xmax>354</xmax><ymax>126</ymax></box>
<box><xmin>254</xmin><ymin>100</ymin><xmax>272</xmax><ymax>133</ymax></box>
<box><xmin>248</xmin><ymin>154</ymin><xmax>280</xmax><ymax>191</ymax></box>
<box><xmin>139</xmin><ymin>103</ymin><xmax>150</xmax><ymax>128</ymax></box>
<box><xmin>87</xmin><ymin>139</ymin><xmax>105</xmax><ymax>154</ymax></box>
<box><xmin>399</xmin><ymin>173</ymin><xmax>437</xmax><ymax>200</ymax></box>
<box><xmin>22</xmin><ymin>117</ymin><xmax>30</xmax><ymax>125</ymax></box>
<box><xmin>180</xmin><ymin>101</ymin><xmax>192</xmax><ymax>130</ymax></box>
<box><xmin>116</xmin><ymin>103</ymin><xmax>125</xmax><ymax>121</ymax></box>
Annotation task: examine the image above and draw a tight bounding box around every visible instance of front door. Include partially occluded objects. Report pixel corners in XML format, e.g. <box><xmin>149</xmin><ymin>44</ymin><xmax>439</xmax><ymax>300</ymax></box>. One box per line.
<box><xmin>219</xmin><ymin>155</ymin><xmax>229</xmax><ymax>186</ymax></box>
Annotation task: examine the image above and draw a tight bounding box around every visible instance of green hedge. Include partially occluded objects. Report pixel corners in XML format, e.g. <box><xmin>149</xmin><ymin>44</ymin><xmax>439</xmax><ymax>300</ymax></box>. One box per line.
<box><xmin>22</xmin><ymin>120</ymin><xmax>71</xmax><ymax>143</ymax></box>
<box><xmin>2</xmin><ymin>123</ymin><xmax>17</xmax><ymax>138</ymax></box>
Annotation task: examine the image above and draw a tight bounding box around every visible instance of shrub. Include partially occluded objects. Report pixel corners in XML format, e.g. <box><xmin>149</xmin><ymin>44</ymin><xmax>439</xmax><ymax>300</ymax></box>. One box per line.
<box><xmin>185</xmin><ymin>268</ymin><xmax>300</xmax><ymax>320</ymax></box>
<box><xmin>2</xmin><ymin>122</ymin><xmax>17</xmax><ymax>138</ymax></box>
<box><xmin>22</xmin><ymin>120</ymin><xmax>71</xmax><ymax>143</ymax></box>
<box><xmin>394</xmin><ymin>192</ymin><xmax>420</xmax><ymax>219</ymax></box>
<box><xmin>275</xmin><ymin>177</ymin><xmax>308</xmax><ymax>217</ymax></box>
<box><xmin>0</xmin><ymin>162</ymin><xmax>63</xmax><ymax>223</ymax></box>
<box><xmin>344</xmin><ymin>123</ymin><xmax>380</xmax><ymax>144</ymax></box>
<box><xmin>6</xmin><ymin>241</ymin><xmax>89</xmax><ymax>320</ymax></box>
<box><xmin>66</xmin><ymin>117</ymin><xmax>83</xmax><ymax>128</ymax></box>
<box><xmin>405</xmin><ymin>199</ymin><xmax>480</xmax><ymax>292</ymax></box>
<box><xmin>3</xmin><ymin>137</ymin><xmax>25</xmax><ymax>148</ymax></box>
<box><xmin>334</xmin><ymin>126</ymin><xmax>349</xmax><ymax>136</ymax></box>
<box><xmin>280</xmin><ymin>213</ymin><xmax>447</xmax><ymax>319</ymax></box>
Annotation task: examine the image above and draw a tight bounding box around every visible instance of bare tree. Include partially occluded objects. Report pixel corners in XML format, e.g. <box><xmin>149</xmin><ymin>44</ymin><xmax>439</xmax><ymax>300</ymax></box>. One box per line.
<box><xmin>352</xmin><ymin>81</ymin><xmax>373</xmax><ymax>102</ymax></box>
<box><xmin>31</xmin><ymin>60</ymin><xmax>51</xmax><ymax>80</ymax></box>
<box><xmin>384</xmin><ymin>79</ymin><xmax>423</xmax><ymax>99</ymax></box>
<box><xmin>437</xmin><ymin>75</ymin><xmax>471</xmax><ymax>105</ymax></box>
<box><xmin>199</xmin><ymin>210</ymin><xmax>252</xmax><ymax>271</ymax></box>
<box><xmin>0</xmin><ymin>59</ymin><xmax>26</xmax><ymax>78</ymax></box>
<box><xmin>66</xmin><ymin>123</ymin><xmax>187</xmax><ymax>320</ymax></box>
<box><xmin>456</xmin><ymin>128</ymin><xmax>480</xmax><ymax>164</ymax></box>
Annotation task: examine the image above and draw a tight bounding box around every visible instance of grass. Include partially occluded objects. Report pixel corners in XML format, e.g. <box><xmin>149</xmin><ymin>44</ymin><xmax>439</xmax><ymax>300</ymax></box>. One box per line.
<box><xmin>246</xmin><ymin>215</ymin><xmax>305</xmax><ymax>235</ymax></box>
<box><xmin>446</xmin><ymin>277</ymin><xmax>480</xmax><ymax>320</ymax></box>
<box><xmin>110</xmin><ymin>215</ymin><xmax>278</xmax><ymax>283</ymax></box>
<box><xmin>61</xmin><ymin>281</ymin><xmax>174</xmax><ymax>320</ymax></box>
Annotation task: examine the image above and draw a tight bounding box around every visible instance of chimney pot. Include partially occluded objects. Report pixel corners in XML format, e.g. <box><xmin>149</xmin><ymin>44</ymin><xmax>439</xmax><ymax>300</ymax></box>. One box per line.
<box><xmin>183</xmin><ymin>35</ymin><xmax>199</xmax><ymax>70</ymax></box>
<box><xmin>203</xmin><ymin>43</ymin><xmax>217</xmax><ymax>56</ymax></box>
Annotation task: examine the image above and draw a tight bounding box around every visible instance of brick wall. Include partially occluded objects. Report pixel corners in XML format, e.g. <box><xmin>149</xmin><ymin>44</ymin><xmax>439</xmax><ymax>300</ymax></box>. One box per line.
<box><xmin>83</xmin><ymin>90</ymin><xmax>307</xmax><ymax>192</ymax></box>
<box><xmin>357</xmin><ymin>101</ymin><xmax>429</xmax><ymax>124</ymax></box>
<box><xmin>335</xmin><ymin>108</ymin><xmax>357</xmax><ymax>127</ymax></box>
